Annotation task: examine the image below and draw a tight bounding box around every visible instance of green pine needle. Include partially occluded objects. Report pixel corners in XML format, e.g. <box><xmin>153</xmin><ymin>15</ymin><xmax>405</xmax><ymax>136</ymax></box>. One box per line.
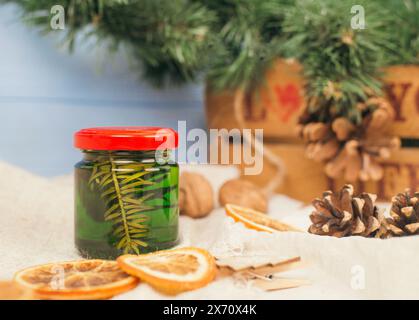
<box><xmin>1</xmin><ymin>0</ymin><xmax>418</xmax><ymax>105</ymax></box>
<box><xmin>282</xmin><ymin>0</ymin><xmax>398</xmax><ymax>124</ymax></box>
<box><xmin>89</xmin><ymin>158</ymin><xmax>155</xmax><ymax>255</ymax></box>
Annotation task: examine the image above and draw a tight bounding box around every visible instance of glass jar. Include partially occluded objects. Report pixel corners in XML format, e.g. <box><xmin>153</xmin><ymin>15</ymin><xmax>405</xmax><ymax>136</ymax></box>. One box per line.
<box><xmin>74</xmin><ymin>127</ymin><xmax>179</xmax><ymax>259</ymax></box>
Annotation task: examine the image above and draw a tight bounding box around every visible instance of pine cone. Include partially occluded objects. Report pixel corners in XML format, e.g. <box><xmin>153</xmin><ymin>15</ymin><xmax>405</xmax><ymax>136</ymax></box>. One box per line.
<box><xmin>296</xmin><ymin>122</ymin><xmax>340</xmax><ymax>163</ymax></box>
<box><xmin>386</xmin><ymin>190</ymin><xmax>419</xmax><ymax>236</ymax></box>
<box><xmin>298</xmin><ymin>97</ymin><xmax>400</xmax><ymax>182</ymax></box>
<box><xmin>308</xmin><ymin>184</ymin><xmax>386</xmax><ymax>238</ymax></box>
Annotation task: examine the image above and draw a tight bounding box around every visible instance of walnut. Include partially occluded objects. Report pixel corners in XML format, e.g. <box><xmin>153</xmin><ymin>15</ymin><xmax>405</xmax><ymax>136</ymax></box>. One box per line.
<box><xmin>179</xmin><ymin>172</ymin><xmax>214</xmax><ymax>218</ymax></box>
<box><xmin>219</xmin><ymin>179</ymin><xmax>268</xmax><ymax>213</ymax></box>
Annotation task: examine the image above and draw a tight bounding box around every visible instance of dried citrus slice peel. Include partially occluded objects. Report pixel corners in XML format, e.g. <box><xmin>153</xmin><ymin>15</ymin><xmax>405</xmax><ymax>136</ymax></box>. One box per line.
<box><xmin>14</xmin><ymin>260</ymin><xmax>138</xmax><ymax>300</ymax></box>
<box><xmin>0</xmin><ymin>281</ymin><xmax>35</xmax><ymax>300</ymax></box>
<box><xmin>225</xmin><ymin>203</ymin><xmax>302</xmax><ymax>233</ymax></box>
<box><xmin>117</xmin><ymin>247</ymin><xmax>216</xmax><ymax>295</ymax></box>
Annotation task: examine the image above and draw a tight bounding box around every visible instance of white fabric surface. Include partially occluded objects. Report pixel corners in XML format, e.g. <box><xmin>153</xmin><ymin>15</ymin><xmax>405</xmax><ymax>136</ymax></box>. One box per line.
<box><xmin>1</xmin><ymin>162</ymin><xmax>419</xmax><ymax>299</ymax></box>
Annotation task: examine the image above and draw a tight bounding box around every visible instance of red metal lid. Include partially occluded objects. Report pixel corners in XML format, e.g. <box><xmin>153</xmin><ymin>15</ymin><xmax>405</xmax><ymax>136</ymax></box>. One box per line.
<box><xmin>74</xmin><ymin>127</ymin><xmax>178</xmax><ymax>151</ymax></box>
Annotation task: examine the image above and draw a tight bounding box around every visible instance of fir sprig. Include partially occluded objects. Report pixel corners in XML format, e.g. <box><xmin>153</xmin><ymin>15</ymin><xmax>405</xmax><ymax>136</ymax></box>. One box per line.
<box><xmin>205</xmin><ymin>0</ymin><xmax>292</xmax><ymax>91</ymax></box>
<box><xmin>2</xmin><ymin>0</ymin><xmax>418</xmax><ymax>92</ymax></box>
<box><xmin>385</xmin><ymin>0</ymin><xmax>419</xmax><ymax>65</ymax></box>
<box><xmin>89</xmin><ymin>158</ymin><xmax>155</xmax><ymax>254</ymax></box>
<box><xmin>2</xmin><ymin>0</ymin><xmax>216</xmax><ymax>85</ymax></box>
<box><xmin>282</xmin><ymin>0</ymin><xmax>396</xmax><ymax>124</ymax></box>
<box><xmin>2</xmin><ymin>0</ymin><xmax>103</xmax><ymax>51</ymax></box>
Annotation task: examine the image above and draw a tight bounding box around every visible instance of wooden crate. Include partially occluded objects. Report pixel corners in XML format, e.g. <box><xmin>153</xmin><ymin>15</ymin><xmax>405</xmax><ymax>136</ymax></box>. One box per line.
<box><xmin>238</xmin><ymin>143</ymin><xmax>326</xmax><ymax>203</ymax></box>
<box><xmin>385</xmin><ymin>65</ymin><xmax>419</xmax><ymax>138</ymax></box>
<box><xmin>206</xmin><ymin>62</ymin><xmax>419</xmax><ymax>140</ymax></box>
<box><xmin>234</xmin><ymin>143</ymin><xmax>419</xmax><ymax>203</ymax></box>
<box><xmin>207</xmin><ymin>62</ymin><xmax>419</xmax><ymax>202</ymax></box>
<box><xmin>205</xmin><ymin>59</ymin><xmax>305</xmax><ymax>142</ymax></box>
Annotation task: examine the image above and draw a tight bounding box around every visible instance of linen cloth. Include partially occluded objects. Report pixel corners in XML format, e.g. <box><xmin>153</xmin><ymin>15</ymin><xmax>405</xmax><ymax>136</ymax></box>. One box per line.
<box><xmin>1</xmin><ymin>162</ymin><xmax>418</xmax><ymax>299</ymax></box>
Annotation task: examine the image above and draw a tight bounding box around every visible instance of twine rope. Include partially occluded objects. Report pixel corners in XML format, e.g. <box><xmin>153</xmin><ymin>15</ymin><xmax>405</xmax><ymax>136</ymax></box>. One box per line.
<box><xmin>233</xmin><ymin>89</ymin><xmax>285</xmax><ymax>196</ymax></box>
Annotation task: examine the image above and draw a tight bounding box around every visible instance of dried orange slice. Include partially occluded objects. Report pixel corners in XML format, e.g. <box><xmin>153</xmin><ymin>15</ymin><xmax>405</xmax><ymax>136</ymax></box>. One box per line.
<box><xmin>225</xmin><ymin>203</ymin><xmax>302</xmax><ymax>233</ymax></box>
<box><xmin>0</xmin><ymin>281</ymin><xmax>35</xmax><ymax>300</ymax></box>
<box><xmin>117</xmin><ymin>247</ymin><xmax>216</xmax><ymax>295</ymax></box>
<box><xmin>14</xmin><ymin>260</ymin><xmax>138</xmax><ymax>300</ymax></box>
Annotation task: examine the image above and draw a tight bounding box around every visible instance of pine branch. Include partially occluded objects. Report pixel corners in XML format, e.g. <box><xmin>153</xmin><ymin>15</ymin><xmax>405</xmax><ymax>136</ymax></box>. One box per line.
<box><xmin>283</xmin><ymin>0</ymin><xmax>395</xmax><ymax>124</ymax></box>
<box><xmin>3</xmin><ymin>0</ymin><xmax>216</xmax><ymax>85</ymax></box>
<box><xmin>2</xmin><ymin>0</ymin><xmax>418</xmax><ymax>92</ymax></box>
<box><xmin>205</xmin><ymin>0</ymin><xmax>293</xmax><ymax>91</ymax></box>
<box><xmin>384</xmin><ymin>0</ymin><xmax>419</xmax><ymax>65</ymax></box>
<box><xmin>88</xmin><ymin>155</ymin><xmax>178</xmax><ymax>254</ymax></box>
<box><xmin>89</xmin><ymin>159</ymin><xmax>154</xmax><ymax>255</ymax></box>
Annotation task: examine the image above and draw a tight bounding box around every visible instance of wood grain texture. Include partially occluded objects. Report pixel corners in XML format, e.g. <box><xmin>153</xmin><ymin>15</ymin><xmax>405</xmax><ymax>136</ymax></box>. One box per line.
<box><xmin>205</xmin><ymin>59</ymin><xmax>305</xmax><ymax>142</ymax></box>
<box><xmin>384</xmin><ymin>65</ymin><xmax>419</xmax><ymax>138</ymax></box>
<box><xmin>230</xmin><ymin>143</ymin><xmax>419</xmax><ymax>203</ymax></box>
<box><xmin>206</xmin><ymin>62</ymin><xmax>419</xmax><ymax>140</ymax></box>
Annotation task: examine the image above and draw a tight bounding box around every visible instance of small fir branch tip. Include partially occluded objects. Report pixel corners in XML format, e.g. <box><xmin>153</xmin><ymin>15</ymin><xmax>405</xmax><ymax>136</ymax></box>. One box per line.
<box><xmin>283</xmin><ymin>0</ymin><xmax>393</xmax><ymax>124</ymax></box>
<box><xmin>2</xmin><ymin>0</ymin><xmax>418</xmax><ymax>91</ymax></box>
<box><xmin>88</xmin><ymin>158</ymin><xmax>155</xmax><ymax>254</ymax></box>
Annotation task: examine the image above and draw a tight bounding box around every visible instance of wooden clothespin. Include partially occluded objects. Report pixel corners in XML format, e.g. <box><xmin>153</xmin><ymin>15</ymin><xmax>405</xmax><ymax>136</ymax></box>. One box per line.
<box><xmin>216</xmin><ymin>256</ymin><xmax>310</xmax><ymax>291</ymax></box>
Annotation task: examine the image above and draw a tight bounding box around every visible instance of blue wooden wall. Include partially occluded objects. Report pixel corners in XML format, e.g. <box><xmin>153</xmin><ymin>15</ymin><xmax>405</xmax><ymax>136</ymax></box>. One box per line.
<box><xmin>0</xmin><ymin>4</ymin><xmax>206</xmax><ymax>176</ymax></box>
